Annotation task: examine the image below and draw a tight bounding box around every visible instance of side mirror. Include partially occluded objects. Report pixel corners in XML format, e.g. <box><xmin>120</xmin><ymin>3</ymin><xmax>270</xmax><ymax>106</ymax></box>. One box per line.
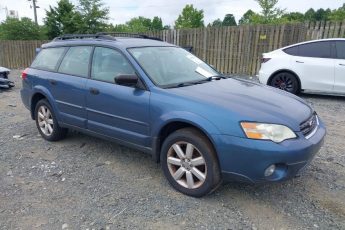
<box><xmin>115</xmin><ymin>74</ymin><xmax>139</xmax><ymax>87</ymax></box>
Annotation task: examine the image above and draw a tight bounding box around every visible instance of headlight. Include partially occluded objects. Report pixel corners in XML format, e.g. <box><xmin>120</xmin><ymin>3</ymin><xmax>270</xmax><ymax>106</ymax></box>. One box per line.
<box><xmin>240</xmin><ymin>122</ymin><xmax>296</xmax><ymax>143</ymax></box>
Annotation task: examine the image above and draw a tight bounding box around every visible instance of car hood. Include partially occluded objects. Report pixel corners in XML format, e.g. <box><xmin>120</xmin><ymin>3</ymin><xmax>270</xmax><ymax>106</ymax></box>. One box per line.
<box><xmin>167</xmin><ymin>78</ymin><xmax>313</xmax><ymax>132</ymax></box>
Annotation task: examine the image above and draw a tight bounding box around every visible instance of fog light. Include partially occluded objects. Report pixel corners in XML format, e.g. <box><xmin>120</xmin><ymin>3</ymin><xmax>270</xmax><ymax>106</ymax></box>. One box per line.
<box><xmin>264</xmin><ymin>164</ymin><xmax>276</xmax><ymax>177</ymax></box>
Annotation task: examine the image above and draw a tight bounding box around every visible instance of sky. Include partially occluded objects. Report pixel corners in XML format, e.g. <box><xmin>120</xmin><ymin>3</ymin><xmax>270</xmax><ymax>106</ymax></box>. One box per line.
<box><xmin>0</xmin><ymin>0</ymin><xmax>344</xmax><ymax>26</ymax></box>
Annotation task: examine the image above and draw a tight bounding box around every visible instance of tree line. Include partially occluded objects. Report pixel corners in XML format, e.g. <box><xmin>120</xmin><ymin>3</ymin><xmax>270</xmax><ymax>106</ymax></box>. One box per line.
<box><xmin>1</xmin><ymin>0</ymin><xmax>345</xmax><ymax>40</ymax></box>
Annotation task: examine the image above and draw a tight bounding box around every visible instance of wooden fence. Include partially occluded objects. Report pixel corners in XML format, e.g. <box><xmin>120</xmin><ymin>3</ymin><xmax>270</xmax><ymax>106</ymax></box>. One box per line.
<box><xmin>1</xmin><ymin>20</ymin><xmax>345</xmax><ymax>75</ymax></box>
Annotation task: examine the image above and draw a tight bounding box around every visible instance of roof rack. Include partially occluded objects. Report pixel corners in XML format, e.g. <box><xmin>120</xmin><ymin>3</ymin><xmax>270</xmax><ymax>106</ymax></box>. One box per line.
<box><xmin>96</xmin><ymin>32</ymin><xmax>163</xmax><ymax>41</ymax></box>
<box><xmin>53</xmin><ymin>33</ymin><xmax>116</xmax><ymax>41</ymax></box>
<box><xmin>53</xmin><ymin>32</ymin><xmax>163</xmax><ymax>42</ymax></box>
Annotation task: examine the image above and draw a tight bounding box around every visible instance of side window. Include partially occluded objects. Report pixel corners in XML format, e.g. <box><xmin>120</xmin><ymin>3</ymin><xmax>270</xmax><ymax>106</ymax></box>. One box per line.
<box><xmin>91</xmin><ymin>47</ymin><xmax>135</xmax><ymax>83</ymax></box>
<box><xmin>31</xmin><ymin>47</ymin><xmax>66</xmax><ymax>71</ymax></box>
<box><xmin>336</xmin><ymin>41</ymin><xmax>345</xmax><ymax>59</ymax></box>
<box><xmin>283</xmin><ymin>46</ymin><xmax>299</xmax><ymax>56</ymax></box>
<box><xmin>298</xmin><ymin>42</ymin><xmax>331</xmax><ymax>58</ymax></box>
<box><xmin>58</xmin><ymin>46</ymin><xmax>93</xmax><ymax>78</ymax></box>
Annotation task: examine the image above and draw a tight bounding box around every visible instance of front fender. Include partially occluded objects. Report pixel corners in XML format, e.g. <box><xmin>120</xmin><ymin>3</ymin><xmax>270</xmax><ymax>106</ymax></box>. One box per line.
<box><xmin>150</xmin><ymin>111</ymin><xmax>222</xmax><ymax>162</ymax></box>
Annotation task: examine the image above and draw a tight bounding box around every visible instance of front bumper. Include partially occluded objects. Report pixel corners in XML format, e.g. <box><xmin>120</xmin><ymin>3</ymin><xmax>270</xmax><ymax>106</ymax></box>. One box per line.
<box><xmin>212</xmin><ymin>120</ymin><xmax>326</xmax><ymax>183</ymax></box>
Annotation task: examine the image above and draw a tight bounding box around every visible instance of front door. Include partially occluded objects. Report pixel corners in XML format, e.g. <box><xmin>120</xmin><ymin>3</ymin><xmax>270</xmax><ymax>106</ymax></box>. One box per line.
<box><xmin>334</xmin><ymin>41</ymin><xmax>345</xmax><ymax>93</ymax></box>
<box><xmin>86</xmin><ymin>47</ymin><xmax>151</xmax><ymax>147</ymax></box>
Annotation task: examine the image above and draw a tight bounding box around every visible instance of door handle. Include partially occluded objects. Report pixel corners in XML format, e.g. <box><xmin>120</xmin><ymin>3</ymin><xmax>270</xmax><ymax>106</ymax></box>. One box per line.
<box><xmin>339</xmin><ymin>63</ymin><xmax>345</xmax><ymax>66</ymax></box>
<box><xmin>89</xmin><ymin>88</ymin><xmax>100</xmax><ymax>95</ymax></box>
<box><xmin>296</xmin><ymin>61</ymin><xmax>304</xmax><ymax>64</ymax></box>
<box><xmin>49</xmin><ymin>79</ymin><xmax>57</xmax><ymax>85</ymax></box>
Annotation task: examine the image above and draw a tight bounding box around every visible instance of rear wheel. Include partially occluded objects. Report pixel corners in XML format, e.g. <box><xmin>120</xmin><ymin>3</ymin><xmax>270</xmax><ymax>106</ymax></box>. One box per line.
<box><xmin>161</xmin><ymin>128</ymin><xmax>221</xmax><ymax>197</ymax></box>
<box><xmin>270</xmin><ymin>72</ymin><xmax>299</xmax><ymax>94</ymax></box>
<box><xmin>35</xmin><ymin>99</ymin><xmax>68</xmax><ymax>141</ymax></box>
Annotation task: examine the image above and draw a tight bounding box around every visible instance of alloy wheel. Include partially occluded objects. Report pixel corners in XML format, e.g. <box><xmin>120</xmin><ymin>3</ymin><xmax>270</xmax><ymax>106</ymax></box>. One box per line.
<box><xmin>37</xmin><ymin>105</ymin><xmax>54</xmax><ymax>136</ymax></box>
<box><xmin>167</xmin><ymin>141</ymin><xmax>207</xmax><ymax>189</ymax></box>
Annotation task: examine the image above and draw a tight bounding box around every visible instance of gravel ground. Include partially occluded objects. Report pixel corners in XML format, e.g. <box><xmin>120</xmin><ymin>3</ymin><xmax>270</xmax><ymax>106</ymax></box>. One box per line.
<box><xmin>0</xmin><ymin>70</ymin><xmax>344</xmax><ymax>230</ymax></box>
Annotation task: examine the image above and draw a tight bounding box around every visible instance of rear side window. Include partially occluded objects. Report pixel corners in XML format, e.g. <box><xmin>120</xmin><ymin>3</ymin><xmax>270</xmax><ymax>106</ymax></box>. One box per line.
<box><xmin>58</xmin><ymin>46</ymin><xmax>93</xmax><ymax>78</ymax></box>
<box><xmin>283</xmin><ymin>46</ymin><xmax>299</xmax><ymax>56</ymax></box>
<box><xmin>298</xmin><ymin>42</ymin><xmax>332</xmax><ymax>58</ymax></box>
<box><xmin>31</xmin><ymin>47</ymin><xmax>66</xmax><ymax>71</ymax></box>
<box><xmin>336</xmin><ymin>41</ymin><xmax>345</xmax><ymax>59</ymax></box>
<box><xmin>91</xmin><ymin>47</ymin><xmax>135</xmax><ymax>83</ymax></box>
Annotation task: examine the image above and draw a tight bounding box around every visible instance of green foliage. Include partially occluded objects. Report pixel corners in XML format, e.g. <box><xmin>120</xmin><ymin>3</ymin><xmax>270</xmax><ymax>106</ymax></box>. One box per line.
<box><xmin>210</xmin><ymin>19</ymin><xmax>222</xmax><ymax>27</ymax></box>
<box><xmin>152</xmin><ymin>17</ymin><xmax>164</xmax><ymax>30</ymax></box>
<box><xmin>175</xmin><ymin>4</ymin><xmax>204</xmax><ymax>29</ymax></box>
<box><xmin>0</xmin><ymin>17</ymin><xmax>46</xmax><ymax>40</ymax></box>
<box><xmin>222</xmin><ymin>14</ymin><xmax>237</xmax><ymax>26</ymax></box>
<box><xmin>77</xmin><ymin>0</ymin><xmax>109</xmax><ymax>33</ymax></box>
<box><xmin>106</xmin><ymin>16</ymin><xmax>165</xmax><ymax>33</ymax></box>
<box><xmin>44</xmin><ymin>0</ymin><xmax>81</xmax><ymax>39</ymax></box>
<box><xmin>254</xmin><ymin>0</ymin><xmax>285</xmax><ymax>24</ymax></box>
<box><xmin>281</xmin><ymin>12</ymin><xmax>305</xmax><ymax>22</ymax></box>
<box><xmin>239</xmin><ymin>10</ymin><xmax>258</xmax><ymax>25</ymax></box>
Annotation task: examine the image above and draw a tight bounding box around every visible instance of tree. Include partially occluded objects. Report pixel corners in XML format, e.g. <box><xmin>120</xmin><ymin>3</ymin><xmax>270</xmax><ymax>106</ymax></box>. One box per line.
<box><xmin>175</xmin><ymin>4</ymin><xmax>204</xmax><ymax>29</ymax></box>
<box><xmin>304</xmin><ymin>8</ymin><xmax>316</xmax><ymax>21</ymax></box>
<box><xmin>281</xmin><ymin>12</ymin><xmax>305</xmax><ymax>22</ymax></box>
<box><xmin>151</xmin><ymin>16</ymin><xmax>163</xmax><ymax>30</ymax></box>
<box><xmin>239</xmin><ymin>10</ymin><xmax>257</xmax><ymax>24</ymax></box>
<box><xmin>255</xmin><ymin>0</ymin><xmax>285</xmax><ymax>23</ymax></box>
<box><xmin>0</xmin><ymin>17</ymin><xmax>46</xmax><ymax>40</ymax></box>
<box><xmin>126</xmin><ymin>16</ymin><xmax>152</xmax><ymax>32</ymax></box>
<box><xmin>222</xmin><ymin>14</ymin><xmax>237</xmax><ymax>26</ymax></box>
<box><xmin>44</xmin><ymin>0</ymin><xmax>81</xmax><ymax>39</ymax></box>
<box><xmin>210</xmin><ymin>19</ymin><xmax>222</xmax><ymax>27</ymax></box>
<box><xmin>77</xmin><ymin>0</ymin><xmax>109</xmax><ymax>33</ymax></box>
<box><xmin>329</xmin><ymin>4</ymin><xmax>345</xmax><ymax>21</ymax></box>
<box><xmin>314</xmin><ymin>8</ymin><xmax>331</xmax><ymax>21</ymax></box>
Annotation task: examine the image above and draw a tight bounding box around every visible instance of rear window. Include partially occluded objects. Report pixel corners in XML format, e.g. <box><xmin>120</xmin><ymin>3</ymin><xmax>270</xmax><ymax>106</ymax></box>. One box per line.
<box><xmin>58</xmin><ymin>46</ymin><xmax>93</xmax><ymax>78</ymax></box>
<box><xmin>31</xmin><ymin>47</ymin><xmax>66</xmax><ymax>71</ymax></box>
<box><xmin>336</xmin><ymin>41</ymin><xmax>345</xmax><ymax>59</ymax></box>
<box><xmin>283</xmin><ymin>46</ymin><xmax>299</xmax><ymax>56</ymax></box>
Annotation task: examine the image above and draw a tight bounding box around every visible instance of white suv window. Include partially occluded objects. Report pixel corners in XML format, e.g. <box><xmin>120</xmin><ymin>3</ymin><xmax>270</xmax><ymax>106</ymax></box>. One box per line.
<box><xmin>298</xmin><ymin>42</ymin><xmax>332</xmax><ymax>58</ymax></box>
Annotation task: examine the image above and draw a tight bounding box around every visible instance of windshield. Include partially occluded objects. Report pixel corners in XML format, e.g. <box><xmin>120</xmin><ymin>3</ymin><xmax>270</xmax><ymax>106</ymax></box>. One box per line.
<box><xmin>128</xmin><ymin>47</ymin><xmax>219</xmax><ymax>87</ymax></box>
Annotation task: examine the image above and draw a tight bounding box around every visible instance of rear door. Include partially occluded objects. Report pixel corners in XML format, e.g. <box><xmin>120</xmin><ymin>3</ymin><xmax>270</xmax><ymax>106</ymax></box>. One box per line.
<box><xmin>85</xmin><ymin>47</ymin><xmax>151</xmax><ymax>147</ymax></box>
<box><xmin>51</xmin><ymin>46</ymin><xmax>93</xmax><ymax>128</ymax></box>
<box><xmin>334</xmin><ymin>41</ymin><xmax>345</xmax><ymax>93</ymax></box>
<box><xmin>291</xmin><ymin>41</ymin><xmax>335</xmax><ymax>92</ymax></box>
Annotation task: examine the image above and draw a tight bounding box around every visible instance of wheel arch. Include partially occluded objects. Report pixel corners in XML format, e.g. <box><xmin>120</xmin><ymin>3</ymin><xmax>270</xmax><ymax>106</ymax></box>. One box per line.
<box><xmin>30</xmin><ymin>87</ymin><xmax>59</xmax><ymax>120</ymax></box>
<box><xmin>152</xmin><ymin>119</ymin><xmax>219</xmax><ymax>163</ymax></box>
<box><xmin>268</xmin><ymin>69</ymin><xmax>302</xmax><ymax>91</ymax></box>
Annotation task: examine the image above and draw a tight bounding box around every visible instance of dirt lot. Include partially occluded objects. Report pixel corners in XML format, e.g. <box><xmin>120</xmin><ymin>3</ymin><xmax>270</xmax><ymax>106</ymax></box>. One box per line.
<box><xmin>1</xmin><ymin>70</ymin><xmax>345</xmax><ymax>229</ymax></box>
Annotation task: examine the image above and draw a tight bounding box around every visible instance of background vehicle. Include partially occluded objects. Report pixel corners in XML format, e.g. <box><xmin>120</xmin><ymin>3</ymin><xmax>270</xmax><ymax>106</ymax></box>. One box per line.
<box><xmin>21</xmin><ymin>34</ymin><xmax>325</xmax><ymax>197</ymax></box>
<box><xmin>258</xmin><ymin>38</ymin><xmax>345</xmax><ymax>95</ymax></box>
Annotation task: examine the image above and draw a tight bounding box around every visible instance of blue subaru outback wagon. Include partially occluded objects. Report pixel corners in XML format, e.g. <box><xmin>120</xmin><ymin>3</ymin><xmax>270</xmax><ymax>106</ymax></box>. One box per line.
<box><xmin>21</xmin><ymin>33</ymin><xmax>326</xmax><ymax>197</ymax></box>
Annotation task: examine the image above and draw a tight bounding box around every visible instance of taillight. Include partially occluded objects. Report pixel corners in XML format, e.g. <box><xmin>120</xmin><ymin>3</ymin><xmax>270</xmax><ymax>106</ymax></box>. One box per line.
<box><xmin>21</xmin><ymin>68</ymin><xmax>28</xmax><ymax>80</ymax></box>
<box><xmin>261</xmin><ymin>57</ymin><xmax>271</xmax><ymax>63</ymax></box>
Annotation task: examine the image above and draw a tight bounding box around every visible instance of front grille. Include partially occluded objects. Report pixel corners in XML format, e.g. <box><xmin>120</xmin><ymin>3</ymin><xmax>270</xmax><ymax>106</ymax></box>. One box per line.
<box><xmin>300</xmin><ymin>113</ymin><xmax>318</xmax><ymax>137</ymax></box>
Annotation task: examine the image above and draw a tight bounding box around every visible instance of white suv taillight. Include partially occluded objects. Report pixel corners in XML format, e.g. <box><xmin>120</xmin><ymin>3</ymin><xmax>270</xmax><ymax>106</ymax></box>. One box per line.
<box><xmin>261</xmin><ymin>57</ymin><xmax>271</xmax><ymax>63</ymax></box>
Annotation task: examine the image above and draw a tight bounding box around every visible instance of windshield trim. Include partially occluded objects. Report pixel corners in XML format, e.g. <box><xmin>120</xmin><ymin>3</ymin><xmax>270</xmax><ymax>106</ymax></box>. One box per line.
<box><xmin>127</xmin><ymin>46</ymin><xmax>221</xmax><ymax>89</ymax></box>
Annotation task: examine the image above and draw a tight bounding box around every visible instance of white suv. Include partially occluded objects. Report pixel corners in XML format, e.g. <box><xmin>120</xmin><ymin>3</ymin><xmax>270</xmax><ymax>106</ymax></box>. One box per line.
<box><xmin>258</xmin><ymin>38</ymin><xmax>345</xmax><ymax>95</ymax></box>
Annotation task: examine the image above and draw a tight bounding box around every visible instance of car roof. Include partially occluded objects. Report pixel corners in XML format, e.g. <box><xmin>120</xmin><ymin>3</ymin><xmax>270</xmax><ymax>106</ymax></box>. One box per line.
<box><xmin>280</xmin><ymin>38</ymin><xmax>345</xmax><ymax>50</ymax></box>
<box><xmin>41</xmin><ymin>37</ymin><xmax>175</xmax><ymax>49</ymax></box>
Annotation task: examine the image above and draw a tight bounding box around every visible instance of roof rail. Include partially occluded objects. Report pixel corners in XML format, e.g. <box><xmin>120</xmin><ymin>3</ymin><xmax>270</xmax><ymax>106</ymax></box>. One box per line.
<box><xmin>53</xmin><ymin>34</ymin><xmax>116</xmax><ymax>41</ymax></box>
<box><xmin>96</xmin><ymin>32</ymin><xmax>163</xmax><ymax>41</ymax></box>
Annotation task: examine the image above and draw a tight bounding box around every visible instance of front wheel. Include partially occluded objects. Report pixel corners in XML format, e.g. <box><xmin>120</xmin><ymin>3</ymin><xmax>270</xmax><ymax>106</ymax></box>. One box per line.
<box><xmin>270</xmin><ymin>72</ymin><xmax>299</xmax><ymax>94</ymax></box>
<box><xmin>161</xmin><ymin>128</ymin><xmax>221</xmax><ymax>197</ymax></box>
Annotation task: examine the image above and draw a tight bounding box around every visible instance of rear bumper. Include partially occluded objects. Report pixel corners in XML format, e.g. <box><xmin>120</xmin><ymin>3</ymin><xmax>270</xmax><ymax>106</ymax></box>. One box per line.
<box><xmin>258</xmin><ymin>69</ymin><xmax>270</xmax><ymax>85</ymax></box>
<box><xmin>213</xmin><ymin>121</ymin><xmax>326</xmax><ymax>183</ymax></box>
<box><xmin>20</xmin><ymin>87</ymin><xmax>31</xmax><ymax>110</ymax></box>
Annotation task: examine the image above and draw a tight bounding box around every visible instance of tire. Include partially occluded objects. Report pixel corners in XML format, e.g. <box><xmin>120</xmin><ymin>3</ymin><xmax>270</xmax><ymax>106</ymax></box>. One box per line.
<box><xmin>270</xmin><ymin>72</ymin><xmax>299</xmax><ymax>94</ymax></box>
<box><xmin>160</xmin><ymin>128</ymin><xmax>221</xmax><ymax>197</ymax></box>
<box><xmin>34</xmin><ymin>99</ymin><xmax>68</xmax><ymax>141</ymax></box>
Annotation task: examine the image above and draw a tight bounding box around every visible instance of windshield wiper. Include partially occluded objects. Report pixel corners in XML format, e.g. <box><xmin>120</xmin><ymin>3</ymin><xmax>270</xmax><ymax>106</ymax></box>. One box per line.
<box><xmin>164</xmin><ymin>75</ymin><xmax>230</xmax><ymax>89</ymax></box>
